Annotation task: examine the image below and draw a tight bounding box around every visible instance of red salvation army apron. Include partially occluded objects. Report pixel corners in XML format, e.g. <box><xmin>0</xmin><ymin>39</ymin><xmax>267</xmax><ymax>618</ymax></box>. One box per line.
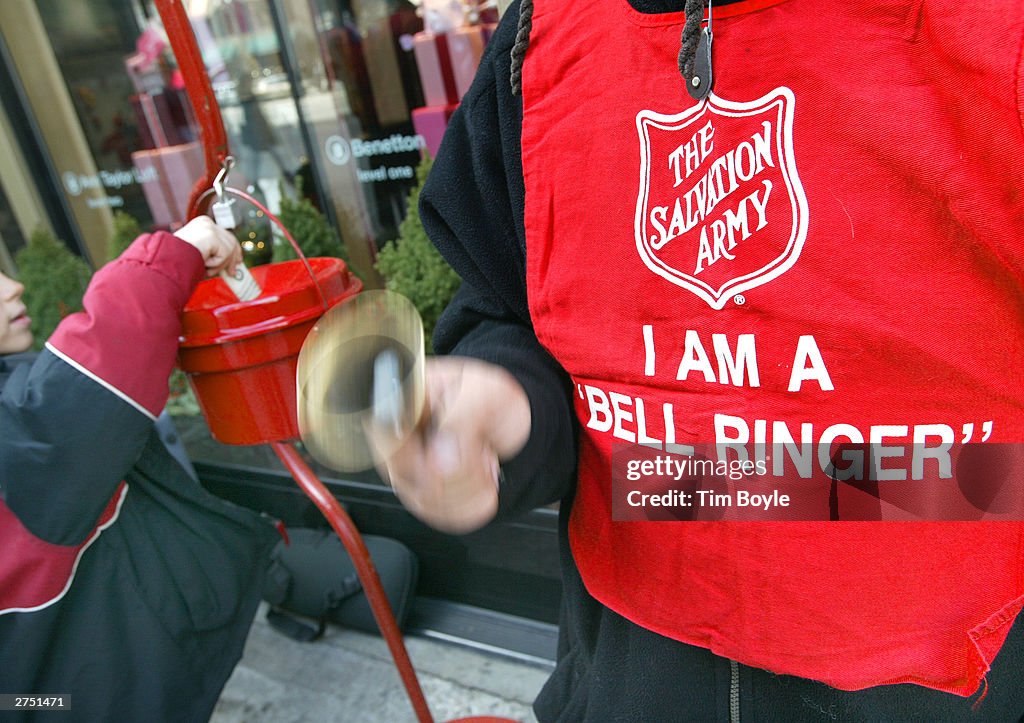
<box><xmin>521</xmin><ymin>0</ymin><xmax>1024</xmax><ymax>695</ymax></box>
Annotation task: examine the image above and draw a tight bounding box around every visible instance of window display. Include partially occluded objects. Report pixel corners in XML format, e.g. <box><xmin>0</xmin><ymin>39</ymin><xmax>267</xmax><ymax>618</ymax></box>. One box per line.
<box><xmin>5</xmin><ymin>0</ymin><xmax>499</xmax><ymax>273</ymax></box>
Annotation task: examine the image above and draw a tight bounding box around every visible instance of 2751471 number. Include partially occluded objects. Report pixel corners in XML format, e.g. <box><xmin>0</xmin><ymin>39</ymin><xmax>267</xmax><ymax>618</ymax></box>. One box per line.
<box><xmin>0</xmin><ymin>695</ymin><xmax>71</xmax><ymax>710</ymax></box>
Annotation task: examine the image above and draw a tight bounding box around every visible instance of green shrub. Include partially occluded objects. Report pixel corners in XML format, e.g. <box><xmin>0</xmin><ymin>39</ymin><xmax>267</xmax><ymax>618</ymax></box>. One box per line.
<box><xmin>375</xmin><ymin>155</ymin><xmax>460</xmax><ymax>350</ymax></box>
<box><xmin>15</xmin><ymin>227</ymin><xmax>92</xmax><ymax>350</ymax></box>
<box><xmin>272</xmin><ymin>178</ymin><xmax>350</xmax><ymax>264</ymax></box>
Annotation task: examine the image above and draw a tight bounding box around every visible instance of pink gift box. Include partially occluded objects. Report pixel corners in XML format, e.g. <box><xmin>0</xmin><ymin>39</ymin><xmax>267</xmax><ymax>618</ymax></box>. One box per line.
<box><xmin>131</xmin><ymin>151</ymin><xmax>171</xmax><ymax>226</ymax></box>
<box><xmin>125</xmin><ymin>52</ymin><xmax>165</xmax><ymax>95</ymax></box>
<box><xmin>131</xmin><ymin>141</ymin><xmax>203</xmax><ymax>228</ymax></box>
<box><xmin>412</xmin><ymin>104</ymin><xmax>458</xmax><ymax>158</ymax></box>
<box><xmin>413</xmin><ymin>31</ymin><xmax>458</xmax><ymax>107</ymax></box>
<box><xmin>132</xmin><ymin>94</ymin><xmax>170</xmax><ymax>149</ymax></box>
<box><xmin>151</xmin><ymin>91</ymin><xmax>192</xmax><ymax>146</ymax></box>
<box><xmin>132</xmin><ymin>92</ymin><xmax>193</xmax><ymax>150</ymax></box>
<box><xmin>447</xmin><ymin>26</ymin><xmax>485</xmax><ymax>100</ymax></box>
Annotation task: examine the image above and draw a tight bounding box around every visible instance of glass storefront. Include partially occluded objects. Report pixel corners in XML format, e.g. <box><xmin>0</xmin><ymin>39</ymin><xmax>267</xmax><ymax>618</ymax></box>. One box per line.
<box><xmin>0</xmin><ymin>0</ymin><xmax>497</xmax><ymax>278</ymax></box>
<box><xmin>285</xmin><ymin>0</ymin><xmax>428</xmax><ymax>279</ymax></box>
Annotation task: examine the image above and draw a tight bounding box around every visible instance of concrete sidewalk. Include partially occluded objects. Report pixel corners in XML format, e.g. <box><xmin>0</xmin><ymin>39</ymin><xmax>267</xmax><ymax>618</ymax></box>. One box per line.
<box><xmin>212</xmin><ymin>605</ymin><xmax>551</xmax><ymax>723</ymax></box>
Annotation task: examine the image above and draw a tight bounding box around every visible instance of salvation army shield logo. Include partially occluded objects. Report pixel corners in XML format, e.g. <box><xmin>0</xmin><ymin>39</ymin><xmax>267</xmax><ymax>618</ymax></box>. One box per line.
<box><xmin>634</xmin><ymin>87</ymin><xmax>808</xmax><ymax>309</ymax></box>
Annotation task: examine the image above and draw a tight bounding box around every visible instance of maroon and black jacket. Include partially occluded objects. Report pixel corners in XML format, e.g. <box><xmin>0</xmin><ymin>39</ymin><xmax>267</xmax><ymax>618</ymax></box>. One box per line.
<box><xmin>0</xmin><ymin>233</ymin><xmax>277</xmax><ymax>721</ymax></box>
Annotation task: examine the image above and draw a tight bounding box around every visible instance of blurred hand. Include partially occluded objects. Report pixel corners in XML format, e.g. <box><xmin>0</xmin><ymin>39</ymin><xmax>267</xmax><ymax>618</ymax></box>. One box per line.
<box><xmin>174</xmin><ymin>216</ymin><xmax>243</xmax><ymax>277</ymax></box>
<box><xmin>372</xmin><ymin>356</ymin><xmax>531</xmax><ymax>534</ymax></box>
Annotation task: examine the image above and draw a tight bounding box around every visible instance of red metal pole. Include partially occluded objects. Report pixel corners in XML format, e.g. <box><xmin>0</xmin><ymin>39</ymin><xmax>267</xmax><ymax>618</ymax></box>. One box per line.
<box><xmin>271</xmin><ymin>441</ymin><xmax>435</xmax><ymax>723</ymax></box>
<box><xmin>153</xmin><ymin>5</ymin><xmax>505</xmax><ymax>721</ymax></box>
<box><xmin>153</xmin><ymin>0</ymin><xmax>231</xmax><ymax>217</ymax></box>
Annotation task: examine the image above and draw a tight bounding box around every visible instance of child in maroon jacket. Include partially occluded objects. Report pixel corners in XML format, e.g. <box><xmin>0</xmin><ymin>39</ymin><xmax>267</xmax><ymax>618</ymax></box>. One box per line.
<box><xmin>0</xmin><ymin>217</ymin><xmax>278</xmax><ymax>721</ymax></box>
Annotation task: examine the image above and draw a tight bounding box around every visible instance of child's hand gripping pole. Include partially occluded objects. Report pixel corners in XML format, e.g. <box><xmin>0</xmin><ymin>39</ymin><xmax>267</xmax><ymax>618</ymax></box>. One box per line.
<box><xmin>209</xmin><ymin>157</ymin><xmax>261</xmax><ymax>301</ymax></box>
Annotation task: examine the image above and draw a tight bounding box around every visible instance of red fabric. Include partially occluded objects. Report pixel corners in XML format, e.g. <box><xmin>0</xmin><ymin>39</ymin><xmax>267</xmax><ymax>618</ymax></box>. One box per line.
<box><xmin>0</xmin><ymin>485</ymin><xmax>125</xmax><ymax>613</ymax></box>
<box><xmin>521</xmin><ymin>0</ymin><xmax>1024</xmax><ymax>695</ymax></box>
<box><xmin>49</xmin><ymin>232</ymin><xmax>204</xmax><ymax>418</ymax></box>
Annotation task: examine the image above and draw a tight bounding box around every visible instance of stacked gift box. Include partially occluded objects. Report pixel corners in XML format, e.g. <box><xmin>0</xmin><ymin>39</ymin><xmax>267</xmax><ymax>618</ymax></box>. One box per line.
<box><xmin>131</xmin><ymin>141</ymin><xmax>205</xmax><ymax>231</ymax></box>
<box><xmin>126</xmin><ymin>37</ymin><xmax>203</xmax><ymax>229</ymax></box>
<box><xmin>126</xmin><ymin>48</ymin><xmax>197</xmax><ymax>151</ymax></box>
<box><xmin>410</xmin><ymin>9</ymin><xmax>497</xmax><ymax>157</ymax></box>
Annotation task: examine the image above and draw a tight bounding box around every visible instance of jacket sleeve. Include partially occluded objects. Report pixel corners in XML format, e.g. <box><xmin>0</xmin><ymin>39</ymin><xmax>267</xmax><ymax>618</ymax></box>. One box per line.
<box><xmin>422</xmin><ymin>1</ymin><xmax>577</xmax><ymax>519</ymax></box>
<box><xmin>0</xmin><ymin>231</ymin><xmax>205</xmax><ymax>545</ymax></box>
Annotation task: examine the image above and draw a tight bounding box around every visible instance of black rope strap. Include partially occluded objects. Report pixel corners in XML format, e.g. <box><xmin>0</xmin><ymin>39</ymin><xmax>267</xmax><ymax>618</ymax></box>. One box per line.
<box><xmin>510</xmin><ymin>0</ymin><xmax>535</xmax><ymax>95</ymax></box>
<box><xmin>678</xmin><ymin>0</ymin><xmax>708</xmax><ymax>81</ymax></box>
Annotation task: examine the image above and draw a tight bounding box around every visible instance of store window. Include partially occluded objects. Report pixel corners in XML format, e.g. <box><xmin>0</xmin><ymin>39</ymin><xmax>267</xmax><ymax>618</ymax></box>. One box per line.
<box><xmin>282</xmin><ymin>0</ymin><xmax>428</xmax><ymax>278</ymax></box>
<box><xmin>28</xmin><ymin>0</ymin><xmax>308</xmax><ymax>261</ymax></box>
<box><xmin>7</xmin><ymin>0</ymin><xmax>499</xmax><ymax>278</ymax></box>
<box><xmin>36</xmin><ymin>0</ymin><xmax>151</xmax><ymax>231</ymax></box>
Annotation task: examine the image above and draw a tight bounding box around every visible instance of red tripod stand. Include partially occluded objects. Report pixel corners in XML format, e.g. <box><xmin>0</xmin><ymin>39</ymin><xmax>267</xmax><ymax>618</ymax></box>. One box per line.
<box><xmin>155</xmin><ymin>2</ymin><xmax>519</xmax><ymax>720</ymax></box>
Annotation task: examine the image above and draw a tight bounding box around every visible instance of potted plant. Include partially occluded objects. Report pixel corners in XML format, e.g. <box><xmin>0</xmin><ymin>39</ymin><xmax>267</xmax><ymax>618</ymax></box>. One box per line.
<box><xmin>15</xmin><ymin>227</ymin><xmax>92</xmax><ymax>349</ymax></box>
<box><xmin>272</xmin><ymin>179</ymin><xmax>351</xmax><ymax>266</ymax></box>
<box><xmin>375</xmin><ymin>155</ymin><xmax>460</xmax><ymax>350</ymax></box>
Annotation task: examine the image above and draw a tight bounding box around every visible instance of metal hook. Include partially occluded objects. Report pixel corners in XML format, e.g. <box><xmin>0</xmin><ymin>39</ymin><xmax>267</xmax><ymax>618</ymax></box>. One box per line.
<box><xmin>212</xmin><ymin>155</ymin><xmax>236</xmax><ymax>200</ymax></box>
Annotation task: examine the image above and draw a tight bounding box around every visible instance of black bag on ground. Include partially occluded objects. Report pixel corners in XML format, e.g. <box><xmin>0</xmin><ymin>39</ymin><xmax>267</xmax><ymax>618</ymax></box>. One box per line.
<box><xmin>263</xmin><ymin>527</ymin><xmax>418</xmax><ymax>642</ymax></box>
